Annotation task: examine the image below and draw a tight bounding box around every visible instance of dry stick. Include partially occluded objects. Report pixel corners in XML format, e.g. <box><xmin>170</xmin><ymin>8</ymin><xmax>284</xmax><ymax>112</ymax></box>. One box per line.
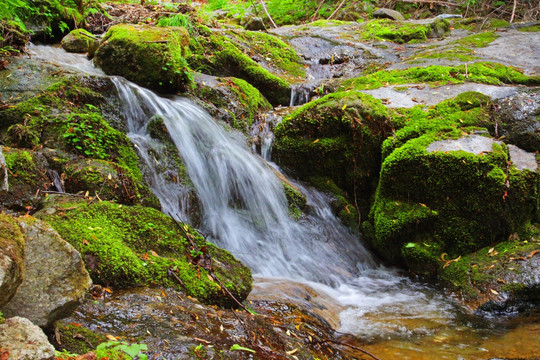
<box><xmin>259</xmin><ymin>0</ymin><xmax>278</xmax><ymax>28</ymax></box>
<box><xmin>320</xmin><ymin>339</ymin><xmax>381</xmax><ymax>360</ymax></box>
<box><xmin>41</xmin><ymin>190</ymin><xmax>85</xmax><ymax>197</ymax></box>
<box><xmin>510</xmin><ymin>0</ymin><xmax>518</xmax><ymax>22</ymax></box>
<box><xmin>327</xmin><ymin>0</ymin><xmax>347</xmax><ymax>20</ymax></box>
<box><xmin>311</xmin><ymin>0</ymin><xmax>326</xmax><ymax>22</ymax></box>
<box><xmin>397</xmin><ymin>0</ymin><xmax>460</xmax><ymax>7</ymax></box>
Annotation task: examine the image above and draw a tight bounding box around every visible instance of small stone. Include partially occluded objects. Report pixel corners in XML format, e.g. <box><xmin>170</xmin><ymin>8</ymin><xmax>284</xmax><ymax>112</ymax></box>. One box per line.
<box><xmin>373</xmin><ymin>8</ymin><xmax>405</xmax><ymax>21</ymax></box>
<box><xmin>0</xmin><ymin>214</ymin><xmax>25</xmax><ymax>308</ymax></box>
<box><xmin>61</xmin><ymin>29</ymin><xmax>98</xmax><ymax>53</ymax></box>
<box><xmin>0</xmin><ymin>317</ymin><xmax>55</xmax><ymax>360</ymax></box>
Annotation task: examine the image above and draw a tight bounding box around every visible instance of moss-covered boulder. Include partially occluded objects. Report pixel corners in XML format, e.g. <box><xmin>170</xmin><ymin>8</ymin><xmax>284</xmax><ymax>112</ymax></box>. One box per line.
<box><xmin>273</xmin><ymin>91</ymin><xmax>396</xmax><ymax>223</ymax></box>
<box><xmin>356</xmin><ymin>18</ymin><xmax>450</xmax><ymax>44</ymax></box>
<box><xmin>190</xmin><ymin>73</ymin><xmax>271</xmax><ymax>134</ymax></box>
<box><xmin>366</xmin><ymin>92</ymin><xmax>539</xmax><ymax>278</ymax></box>
<box><xmin>61</xmin><ymin>28</ymin><xmax>98</xmax><ymax>53</ymax></box>
<box><xmin>187</xmin><ymin>27</ymin><xmax>291</xmax><ymax>106</ymax></box>
<box><xmin>94</xmin><ymin>24</ymin><xmax>191</xmax><ymax>93</ymax></box>
<box><xmin>39</xmin><ymin>198</ymin><xmax>252</xmax><ymax>307</ymax></box>
<box><xmin>0</xmin><ymin>214</ymin><xmax>25</xmax><ymax>307</ymax></box>
<box><xmin>0</xmin><ymin>77</ymin><xmax>157</xmax><ymax>208</ymax></box>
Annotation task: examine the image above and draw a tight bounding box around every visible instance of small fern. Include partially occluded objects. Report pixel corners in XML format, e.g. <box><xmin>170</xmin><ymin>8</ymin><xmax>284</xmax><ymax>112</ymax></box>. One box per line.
<box><xmin>157</xmin><ymin>13</ymin><xmax>193</xmax><ymax>33</ymax></box>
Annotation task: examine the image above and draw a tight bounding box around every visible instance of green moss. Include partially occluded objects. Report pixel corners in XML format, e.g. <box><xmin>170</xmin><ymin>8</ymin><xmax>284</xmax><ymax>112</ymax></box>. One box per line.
<box><xmin>4</xmin><ymin>149</ymin><xmax>37</xmax><ymax>184</ymax></box>
<box><xmin>224</xmin><ymin>77</ymin><xmax>272</xmax><ymax>131</ymax></box>
<box><xmin>42</xmin><ymin>200</ymin><xmax>252</xmax><ymax>307</ymax></box>
<box><xmin>95</xmin><ymin>24</ymin><xmax>192</xmax><ymax>93</ymax></box>
<box><xmin>283</xmin><ymin>182</ymin><xmax>307</xmax><ymax>220</ymax></box>
<box><xmin>354</xmin><ymin>19</ymin><xmax>449</xmax><ymax>44</ymax></box>
<box><xmin>188</xmin><ymin>29</ymin><xmax>291</xmax><ymax>106</ymax></box>
<box><xmin>56</xmin><ymin>323</ymin><xmax>107</xmax><ymax>355</ymax></box>
<box><xmin>518</xmin><ymin>25</ymin><xmax>540</xmax><ymax>32</ymax></box>
<box><xmin>451</xmin><ymin>31</ymin><xmax>499</xmax><ymax>48</ymax></box>
<box><xmin>224</xmin><ymin>30</ymin><xmax>305</xmax><ymax>80</ymax></box>
<box><xmin>407</xmin><ymin>45</ymin><xmax>479</xmax><ymax>62</ymax></box>
<box><xmin>266</xmin><ymin>0</ymin><xmax>336</xmax><ymax>25</ymax></box>
<box><xmin>339</xmin><ymin>62</ymin><xmax>540</xmax><ymax>91</ymax></box>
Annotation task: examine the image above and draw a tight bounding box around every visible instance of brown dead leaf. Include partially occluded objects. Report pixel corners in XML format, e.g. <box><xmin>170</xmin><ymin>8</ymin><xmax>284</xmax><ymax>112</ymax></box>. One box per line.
<box><xmin>0</xmin><ymin>349</ymin><xmax>9</xmax><ymax>360</ymax></box>
<box><xmin>527</xmin><ymin>250</ymin><xmax>540</xmax><ymax>259</ymax></box>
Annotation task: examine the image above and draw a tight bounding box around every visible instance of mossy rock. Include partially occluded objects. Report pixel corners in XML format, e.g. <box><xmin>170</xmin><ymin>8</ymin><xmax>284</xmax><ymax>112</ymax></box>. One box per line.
<box><xmin>356</xmin><ymin>19</ymin><xmax>450</xmax><ymax>44</ymax></box>
<box><xmin>39</xmin><ymin>198</ymin><xmax>252</xmax><ymax>307</ymax></box>
<box><xmin>94</xmin><ymin>24</ymin><xmax>192</xmax><ymax>93</ymax></box>
<box><xmin>0</xmin><ymin>213</ymin><xmax>26</xmax><ymax>307</ymax></box>
<box><xmin>63</xmin><ymin>158</ymin><xmax>159</xmax><ymax>208</ymax></box>
<box><xmin>368</xmin><ymin>114</ymin><xmax>539</xmax><ymax>274</ymax></box>
<box><xmin>61</xmin><ymin>29</ymin><xmax>98</xmax><ymax>53</ymax></box>
<box><xmin>187</xmin><ymin>27</ymin><xmax>291</xmax><ymax>106</ymax></box>
<box><xmin>273</xmin><ymin>91</ymin><xmax>396</xmax><ymax>223</ymax></box>
<box><xmin>439</xmin><ymin>224</ymin><xmax>540</xmax><ymax>308</ymax></box>
<box><xmin>0</xmin><ymin>147</ymin><xmax>49</xmax><ymax>211</ymax></box>
<box><xmin>0</xmin><ymin>77</ymin><xmax>156</xmax><ymax>208</ymax></box>
<box><xmin>55</xmin><ymin>322</ymin><xmax>107</xmax><ymax>355</ymax></box>
<box><xmin>190</xmin><ymin>74</ymin><xmax>271</xmax><ymax>134</ymax></box>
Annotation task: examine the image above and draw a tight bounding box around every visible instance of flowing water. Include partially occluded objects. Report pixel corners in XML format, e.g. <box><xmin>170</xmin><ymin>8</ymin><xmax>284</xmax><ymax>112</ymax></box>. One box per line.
<box><xmin>27</xmin><ymin>45</ymin><xmax>540</xmax><ymax>359</ymax></box>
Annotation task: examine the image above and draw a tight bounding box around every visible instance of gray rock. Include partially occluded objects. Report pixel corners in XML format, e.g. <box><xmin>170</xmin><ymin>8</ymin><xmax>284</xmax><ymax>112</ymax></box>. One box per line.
<box><xmin>0</xmin><ymin>214</ymin><xmax>25</xmax><ymax>307</ymax></box>
<box><xmin>373</xmin><ymin>8</ymin><xmax>405</xmax><ymax>21</ymax></box>
<box><xmin>2</xmin><ymin>217</ymin><xmax>92</xmax><ymax>328</ymax></box>
<box><xmin>0</xmin><ymin>316</ymin><xmax>55</xmax><ymax>360</ymax></box>
<box><xmin>242</xmin><ymin>16</ymin><xmax>265</xmax><ymax>31</ymax></box>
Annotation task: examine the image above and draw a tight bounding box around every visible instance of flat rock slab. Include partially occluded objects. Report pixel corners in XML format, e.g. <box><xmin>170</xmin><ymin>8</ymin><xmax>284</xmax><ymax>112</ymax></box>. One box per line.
<box><xmin>0</xmin><ymin>316</ymin><xmax>55</xmax><ymax>360</ymax></box>
<box><xmin>427</xmin><ymin>134</ymin><xmax>537</xmax><ymax>171</ymax></box>
<box><xmin>362</xmin><ymin>83</ymin><xmax>519</xmax><ymax>108</ymax></box>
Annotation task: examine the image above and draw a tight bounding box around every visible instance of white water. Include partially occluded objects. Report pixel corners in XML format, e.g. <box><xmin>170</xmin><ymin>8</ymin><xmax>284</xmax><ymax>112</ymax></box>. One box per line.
<box><xmin>0</xmin><ymin>147</ymin><xmax>8</xmax><ymax>191</ymax></box>
<box><xmin>29</xmin><ymin>44</ymin><xmax>459</xmax><ymax>339</ymax></box>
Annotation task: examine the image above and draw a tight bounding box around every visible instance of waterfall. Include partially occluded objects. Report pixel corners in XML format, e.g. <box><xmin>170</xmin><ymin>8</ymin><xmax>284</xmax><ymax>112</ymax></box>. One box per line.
<box><xmin>113</xmin><ymin>77</ymin><xmax>377</xmax><ymax>285</ymax></box>
<box><xmin>27</xmin><ymin>44</ymin><xmax>459</xmax><ymax>340</ymax></box>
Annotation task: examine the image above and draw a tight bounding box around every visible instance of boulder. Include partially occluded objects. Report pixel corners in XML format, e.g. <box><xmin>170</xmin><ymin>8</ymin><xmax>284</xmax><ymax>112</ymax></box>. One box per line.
<box><xmin>94</xmin><ymin>24</ymin><xmax>192</xmax><ymax>93</ymax></box>
<box><xmin>61</xmin><ymin>29</ymin><xmax>98</xmax><ymax>53</ymax></box>
<box><xmin>242</xmin><ymin>16</ymin><xmax>265</xmax><ymax>31</ymax></box>
<box><xmin>1</xmin><ymin>217</ymin><xmax>92</xmax><ymax>328</ymax></box>
<box><xmin>373</xmin><ymin>8</ymin><xmax>405</xmax><ymax>21</ymax></box>
<box><xmin>0</xmin><ymin>316</ymin><xmax>55</xmax><ymax>360</ymax></box>
<box><xmin>0</xmin><ymin>214</ymin><xmax>25</xmax><ymax>307</ymax></box>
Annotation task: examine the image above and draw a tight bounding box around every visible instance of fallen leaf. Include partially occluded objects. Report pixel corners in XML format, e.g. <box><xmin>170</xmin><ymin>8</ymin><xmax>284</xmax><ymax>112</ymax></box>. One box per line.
<box><xmin>488</xmin><ymin>247</ymin><xmax>495</xmax><ymax>254</ymax></box>
<box><xmin>286</xmin><ymin>349</ymin><xmax>298</xmax><ymax>355</ymax></box>
<box><xmin>341</xmin><ymin>104</ymin><xmax>347</xmax><ymax>110</ymax></box>
<box><xmin>312</xmin><ymin>139</ymin><xmax>319</xmax><ymax>144</ymax></box>
<box><xmin>490</xmin><ymin>289</ymin><xmax>499</xmax><ymax>295</ymax></box>
<box><xmin>106</xmin><ymin>334</ymin><xmax>117</xmax><ymax>341</ymax></box>
<box><xmin>527</xmin><ymin>250</ymin><xmax>540</xmax><ymax>258</ymax></box>
<box><xmin>230</xmin><ymin>344</ymin><xmax>255</xmax><ymax>353</ymax></box>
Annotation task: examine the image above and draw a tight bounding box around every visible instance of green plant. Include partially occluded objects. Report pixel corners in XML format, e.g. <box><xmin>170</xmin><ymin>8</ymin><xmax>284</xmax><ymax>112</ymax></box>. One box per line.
<box><xmin>0</xmin><ymin>310</ymin><xmax>4</xmax><ymax>324</ymax></box>
<box><xmin>157</xmin><ymin>13</ymin><xmax>193</xmax><ymax>33</ymax></box>
<box><xmin>96</xmin><ymin>341</ymin><xmax>148</xmax><ymax>360</ymax></box>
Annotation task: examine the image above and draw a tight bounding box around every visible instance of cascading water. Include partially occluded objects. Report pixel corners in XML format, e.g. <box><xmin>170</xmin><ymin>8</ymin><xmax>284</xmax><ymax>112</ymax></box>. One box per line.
<box><xmin>28</xmin><ymin>44</ymin><xmax>461</xmax><ymax>341</ymax></box>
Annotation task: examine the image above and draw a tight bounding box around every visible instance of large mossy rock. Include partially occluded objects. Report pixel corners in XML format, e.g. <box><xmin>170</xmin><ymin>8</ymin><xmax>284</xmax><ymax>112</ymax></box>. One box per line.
<box><xmin>94</xmin><ymin>24</ymin><xmax>191</xmax><ymax>93</ymax></box>
<box><xmin>0</xmin><ymin>214</ymin><xmax>25</xmax><ymax>307</ymax></box>
<box><xmin>365</xmin><ymin>92</ymin><xmax>539</xmax><ymax>279</ymax></box>
<box><xmin>1</xmin><ymin>217</ymin><xmax>92</xmax><ymax>328</ymax></box>
<box><xmin>273</xmin><ymin>91</ymin><xmax>397</xmax><ymax>222</ymax></box>
<box><xmin>39</xmin><ymin>198</ymin><xmax>253</xmax><ymax>307</ymax></box>
<box><xmin>187</xmin><ymin>26</ymin><xmax>292</xmax><ymax>106</ymax></box>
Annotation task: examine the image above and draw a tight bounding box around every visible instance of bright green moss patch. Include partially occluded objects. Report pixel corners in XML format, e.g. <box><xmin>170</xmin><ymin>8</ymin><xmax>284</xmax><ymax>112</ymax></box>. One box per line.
<box><xmin>226</xmin><ymin>77</ymin><xmax>272</xmax><ymax>130</ymax></box>
<box><xmin>407</xmin><ymin>45</ymin><xmax>479</xmax><ymax>62</ymax></box>
<box><xmin>339</xmin><ymin>62</ymin><xmax>540</xmax><ymax>91</ymax></box>
<box><xmin>56</xmin><ymin>323</ymin><xmax>107</xmax><ymax>356</ymax></box>
<box><xmin>283</xmin><ymin>182</ymin><xmax>307</xmax><ymax>220</ymax></box>
<box><xmin>355</xmin><ymin>19</ymin><xmax>449</xmax><ymax>44</ymax></box>
<box><xmin>42</xmin><ymin>200</ymin><xmax>252</xmax><ymax>307</ymax></box>
<box><xmin>518</xmin><ymin>24</ymin><xmax>540</xmax><ymax>32</ymax></box>
<box><xmin>451</xmin><ymin>31</ymin><xmax>499</xmax><ymax>48</ymax></box>
<box><xmin>266</xmin><ymin>0</ymin><xmax>336</xmax><ymax>25</ymax></box>
<box><xmin>3</xmin><ymin>149</ymin><xmax>37</xmax><ymax>184</ymax></box>
<box><xmin>225</xmin><ymin>30</ymin><xmax>305</xmax><ymax>80</ymax></box>
<box><xmin>95</xmin><ymin>24</ymin><xmax>192</xmax><ymax>93</ymax></box>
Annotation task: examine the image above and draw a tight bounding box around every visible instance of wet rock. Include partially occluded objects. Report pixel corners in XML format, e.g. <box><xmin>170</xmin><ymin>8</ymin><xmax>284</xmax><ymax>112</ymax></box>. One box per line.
<box><xmin>0</xmin><ymin>317</ymin><xmax>55</xmax><ymax>360</ymax></box>
<box><xmin>373</xmin><ymin>8</ymin><xmax>405</xmax><ymax>21</ymax></box>
<box><xmin>190</xmin><ymin>73</ymin><xmax>271</xmax><ymax>134</ymax></box>
<box><xmin>0</xmin><ymin>214</ymin><xmax>25</xmax><ymax>307</ymax></box>
<box><xmin>61</xmin><ymin>29</ymin><xmax>99</xmax><ymax>53</ymax></box>
<box><xmin>492</xmin><ymin>88</ymin><xmax>540</xmax><ymax>152</ymax></box>
<box><xmin>1</xmin><ymin>217</ymin><xmax>92</xmax><ymax>328</ymax></box>
<box><xmin>242</xmin><ymin>16</ymin><xmax>265</xmax><ymax>31</ymax></box>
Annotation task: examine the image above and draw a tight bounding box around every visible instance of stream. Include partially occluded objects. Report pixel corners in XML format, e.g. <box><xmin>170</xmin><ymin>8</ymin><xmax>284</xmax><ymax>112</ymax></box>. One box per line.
<box><xmin>28</xmin><ymin>44</ymin><xmax>540</xmax><ymax>359</ymax></box>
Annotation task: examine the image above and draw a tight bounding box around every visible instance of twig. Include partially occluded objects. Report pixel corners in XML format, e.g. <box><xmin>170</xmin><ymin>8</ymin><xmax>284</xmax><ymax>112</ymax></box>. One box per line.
<box><xmin>259</xmin><ymin>0</ymin><xmax>278</xmax><ymax>28</ymax></box>
<box><xmin>327</xmin><ymin>0</ymin><xmax>347</xmax><ymax>20</ymax></box>
<box><xmin>510</xmin><ymin>0</ymin><xmax>517</xmax><ymax>22</ymax></box>
<box><xmin>311</xmin><ymin>0</ymin><xmax>326</xmax><ymax>22</ymax></box>
<box><xmin>319</xmin><ymin>339</ymin><xmax>381</xmax><ymax>360</ymax></box>
<box><xmin>395</xmin><ymin>0</ymin><xmax>460</xmax><ymax>7</ymax></box>
<box><xmin>41</xmin><ymin>190</ymin><xmax>85</xmax><ymax>197</ymax></box>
